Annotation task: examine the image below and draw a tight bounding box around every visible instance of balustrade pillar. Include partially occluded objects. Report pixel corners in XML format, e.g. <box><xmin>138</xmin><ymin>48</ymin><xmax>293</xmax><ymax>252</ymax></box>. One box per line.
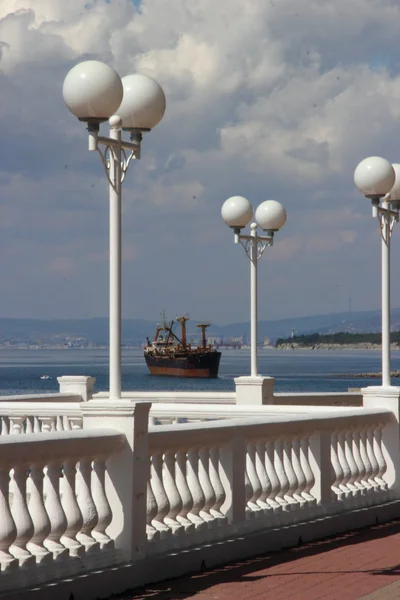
<box><xmin>219</xmin><ymin>437</ymin><xmax>246</xmax><ymax>524</ymax></box>
<box><xmin>26</xmin><ymin>463</ymin><xmax>51</xmax><ymax>564</ymax></box>
<box><xmin>0</xmin><ymin>464</ymin><xmax>17</xmax><ymax>571</ymax></box>
<box><xmin>9</xmin><ymin>465</ymin><xmax>35</xmax><ymax>568</ymax></box>
<box><xmin>60</xmin><ymin>459</ymin><xmax>84</xmax><ymax>557</ymax></box>
<box><xmin>43</xmin><ymin>462</ymin><xmax>68</xmax><ymax>560</ymax></box>
<box><xmin>76</xmin><ymin>458</ymin><xmax>99</xmax><ymax>554</ymax></box>
<box><xmin>92</xmin><ymin>457</ymin><xmax>114</xmax><ymax>549</ymax></box>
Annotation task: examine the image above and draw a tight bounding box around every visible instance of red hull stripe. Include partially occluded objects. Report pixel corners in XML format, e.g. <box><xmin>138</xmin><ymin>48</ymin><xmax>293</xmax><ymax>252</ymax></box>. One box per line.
<box><xmin>148</xmin><ymin>367</ymin><xmax>211</xmax><ymax>378</ymax></box>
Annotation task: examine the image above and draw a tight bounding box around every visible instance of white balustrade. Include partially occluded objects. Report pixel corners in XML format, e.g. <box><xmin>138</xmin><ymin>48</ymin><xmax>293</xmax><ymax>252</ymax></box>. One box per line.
<box><xmin>0</xmin><ymin>429</ymin><xmax>123</xmax><ymax>588</ymax></box>
<box><xmin>146</xmin><ymin>409</ymin><xmax>393</xmax><ymax>554</ymax></box>
<box><xmin>0</xmin><ymin>399</ymin><xmax>82</xmax><ymax>436</ymax></box>
<box><xmin>0</xmin><ymin>389</ymin><xmax>395</xmax><ymax>598</ymax></box>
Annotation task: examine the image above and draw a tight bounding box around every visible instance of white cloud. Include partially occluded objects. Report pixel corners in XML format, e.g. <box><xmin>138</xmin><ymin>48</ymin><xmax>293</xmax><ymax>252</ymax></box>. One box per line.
<box><xmin>0</xmin><ymin>0</ymin><xmax>399</xmax><ymax>320</ymax></box>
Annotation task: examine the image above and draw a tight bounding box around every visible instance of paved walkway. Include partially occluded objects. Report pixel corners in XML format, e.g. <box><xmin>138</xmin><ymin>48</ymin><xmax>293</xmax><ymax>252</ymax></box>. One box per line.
<box><xmin>117</xmin><ymin>519</ymin><xmax>400</xmax><ymax>600</ymax></box>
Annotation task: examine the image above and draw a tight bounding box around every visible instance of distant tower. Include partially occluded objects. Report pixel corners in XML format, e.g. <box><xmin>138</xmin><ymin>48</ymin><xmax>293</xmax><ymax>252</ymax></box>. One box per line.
<box><xmin>291</xmin><ymin>329</ymin><xmax>295</xmax><ymax>339</ymax></box>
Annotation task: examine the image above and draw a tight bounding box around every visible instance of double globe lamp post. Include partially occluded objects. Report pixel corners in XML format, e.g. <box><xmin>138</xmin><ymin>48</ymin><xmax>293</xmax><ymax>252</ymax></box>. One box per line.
<box><xmin>62</xmin><ymin>61</ymin><xmax>166</xmax><ymax>401</ymax></box>
<box><xmin>221</xmin><ymin>196</ymin><xmax>286</xmax><ymax>403</ymax></box>
<box><xmin>354</xmin><ymin>157</ymin><xmax>400</xmax><ymax>388</ymax></box>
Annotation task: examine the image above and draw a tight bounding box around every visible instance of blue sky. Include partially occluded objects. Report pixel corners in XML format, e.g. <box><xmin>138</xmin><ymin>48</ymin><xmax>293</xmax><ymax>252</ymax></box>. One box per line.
<box><xmin>1</xmin><ymin>0</ymin><xmax>400</xmax><ymax>324</ymax></box>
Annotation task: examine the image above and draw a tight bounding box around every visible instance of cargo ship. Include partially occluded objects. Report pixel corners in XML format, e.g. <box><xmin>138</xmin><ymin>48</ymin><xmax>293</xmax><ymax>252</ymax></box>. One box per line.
<box><xmin>144</xmin><ymin>313</ymin><xmax>221</xmax><ymax>378</ymax></box>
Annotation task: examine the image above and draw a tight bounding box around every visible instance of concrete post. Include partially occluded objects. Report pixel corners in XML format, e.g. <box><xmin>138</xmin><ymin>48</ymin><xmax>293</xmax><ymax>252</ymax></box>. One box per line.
<box><xmin>362</xmin><ymin>386</ymin><xmax>400</xmax><ymax>496</ymax></box>
<box><xmin>234</xmin><ymin>376</ymin><xmax>275</xmax><ymax>405</ymax></box>
<box><xmin>58</xmin><ymin>376</ymin><xmax>96</xmax><ymax>402</ymax></box>
<box><xmin>81</xmin><ymin>399</ymin><xmax>151</xmax><ymax>561</ymax></box>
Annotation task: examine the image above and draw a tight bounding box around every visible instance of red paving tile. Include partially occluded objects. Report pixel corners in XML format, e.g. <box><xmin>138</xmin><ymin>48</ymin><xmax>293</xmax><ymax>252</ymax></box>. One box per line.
<box><xmin>116</xmin><ymin>519</ymin><xmax>400</xmax><ymax>600</ymax></box>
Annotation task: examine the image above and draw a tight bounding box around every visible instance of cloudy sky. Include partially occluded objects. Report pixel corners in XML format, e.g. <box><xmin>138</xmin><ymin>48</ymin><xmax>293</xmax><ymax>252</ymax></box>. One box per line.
<box><xmin>1</xmin><ymin>0</ymin><xmax>400</xmax><ymax>325</ymax></box>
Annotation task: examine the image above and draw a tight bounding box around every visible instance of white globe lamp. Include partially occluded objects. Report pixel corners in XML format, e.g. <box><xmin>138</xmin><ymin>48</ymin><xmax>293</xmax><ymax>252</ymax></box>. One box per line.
<box><xmin>117</xmin><ymin>74</ymin><xmax>166</xmax><ymax>131</ymax></box>
<box><xmin>388</xmin><ymin>163</ymin><xmax>400</xmax><ymax>204</ymax></box>
<box><xmin>62</xmin><ymin>60</ymin><xmax>123</xmax><ymax>123</ymax></box>
<box><xmin>221</xmin><ymin>196</ymin><xmax>253</xmax><ymax>230</ymax></box>
<box><xmin>255</xmin><ymin>200</ymin><xmax>287</xmax><ymax>232</ymax></box>
<box><xmin>354</xmin><ymin>157</ymin><xmax>395</xmax><ymax>199</ymax></box>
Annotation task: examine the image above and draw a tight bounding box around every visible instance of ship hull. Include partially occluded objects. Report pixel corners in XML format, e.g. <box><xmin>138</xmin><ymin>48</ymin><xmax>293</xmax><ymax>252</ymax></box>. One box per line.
<box><xmin>144</xmin><ymin>351</ymin><xmax>221</xmax><ymax>378</ymax></box>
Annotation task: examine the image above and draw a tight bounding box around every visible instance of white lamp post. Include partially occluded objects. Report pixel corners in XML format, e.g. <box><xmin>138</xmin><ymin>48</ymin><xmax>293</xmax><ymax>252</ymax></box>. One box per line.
<box><xmin>63</xmin><ymin>60</ymin><xmax>166</xmax><ymax>401</ymax></box>
<box><xmin>221</xmin><ymin>196</ymin><xmax>287</xmax><ymax>404</ymax></box>
<box><xmin>354</xmin><ymin>157</ymin><xmax>399</xmax><ymax>388</ymax></box>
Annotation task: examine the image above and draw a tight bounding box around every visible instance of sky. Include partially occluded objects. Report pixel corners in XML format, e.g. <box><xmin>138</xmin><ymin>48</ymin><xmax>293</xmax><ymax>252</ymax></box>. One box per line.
<box><xmin>1</xmin><ymin>0</ymin><xmax>400</xmax><ymax>325</ymax></box>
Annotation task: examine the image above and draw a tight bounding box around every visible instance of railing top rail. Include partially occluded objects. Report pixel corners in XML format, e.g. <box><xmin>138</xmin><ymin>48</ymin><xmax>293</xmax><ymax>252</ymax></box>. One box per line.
<box><xmin>149</xmin><ymin>403</ymin><xmax>367</xmax><ymax>420</ymax></box>
<box><xmin>148</xmin><ymin>408</ymin><xmax>393</xmax><ymax>450</ymax></box>
<box><xmin>0</xmin><ymin>393</ymin><xmax>82</xmax><ymax>403</ymax></box>
<box><xmin>0</xmin><ymin>428</ymin><xmax>124</xmax><ymax>464</ymax></box>
<box><xmin>0</xmin><ymin>402</ymin><xmax>82</xmax><ymax>417</ymax></box>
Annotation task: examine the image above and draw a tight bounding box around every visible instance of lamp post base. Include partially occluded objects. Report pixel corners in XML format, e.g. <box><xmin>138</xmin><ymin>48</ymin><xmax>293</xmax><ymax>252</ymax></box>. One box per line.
<box><xmin>58</xmin><ymin>376</ymin><xmax>96</xmax><ymax>402</ymax></box>
<box><xmin>234</xmin><ymin>376</ymin><xmax>275</xmax><ymax>405</ymax></box>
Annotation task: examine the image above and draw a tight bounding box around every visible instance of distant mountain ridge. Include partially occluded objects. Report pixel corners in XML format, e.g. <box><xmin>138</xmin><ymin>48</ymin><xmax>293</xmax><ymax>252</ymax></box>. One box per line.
<box><xmin>0</xmin><ymin>308</ymin><xmax>396</xmax><ymax>346</ymax></box>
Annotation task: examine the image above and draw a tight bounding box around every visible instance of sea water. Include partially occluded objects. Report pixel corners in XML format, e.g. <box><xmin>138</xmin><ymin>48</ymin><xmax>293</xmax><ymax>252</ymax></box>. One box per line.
<box><xmin>0</xmin><ymin>347</ymin><xmax>398</xmax><ymax>396</ymax></box>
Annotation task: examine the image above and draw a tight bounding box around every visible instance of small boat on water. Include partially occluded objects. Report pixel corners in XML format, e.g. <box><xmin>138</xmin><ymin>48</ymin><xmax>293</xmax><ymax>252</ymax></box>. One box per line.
<box><xmin>40</xmin><ymin>375</ymin><xmax>51</xmax><ymax>380</ymax></box>
<box><xmin>144</xmin><ymin>313</ymin><xmax>221</xmax><ymax>378</ymax></box>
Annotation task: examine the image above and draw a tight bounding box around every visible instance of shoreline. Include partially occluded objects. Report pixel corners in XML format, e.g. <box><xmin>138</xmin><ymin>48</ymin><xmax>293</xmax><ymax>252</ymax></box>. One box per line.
<box><xmin>274</xmin><ymin>343</ymin><xmax>400</xmax><ymax>351</ymax></box>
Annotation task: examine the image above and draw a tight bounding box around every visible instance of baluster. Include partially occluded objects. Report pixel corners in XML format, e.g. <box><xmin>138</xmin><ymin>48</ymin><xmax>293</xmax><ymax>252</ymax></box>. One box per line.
<box><xmin>352</xmin><ymin>428</ymin><xmax>367</xmax><ymax>499</ymax></box>
<box><xmin>39</xmin><ymin>417</ymin><xmax>54</xmax><ymax>434</ymax></box>
<box><xmin>336</xmin><ymin>430</ymin><xmax>351</xmax><ymax>498</ymax></box>
<box><xmin>359</xmin><ymin>427</ymin><xmax>373</xmax><ymax>493</ymax></box>
<box><xmin>209</xmin><ymin>447</ymin><xmax>226</xmax><ymax>521</ymax></box>
<box><xmin>330</xmin><ymin>432</ymin><xmax>344</xmax><ymax>501</ymax></box>
<box><xmin>274</xmin><ymin>438</ymin><xmax>289</xmax><ymax>511</ymax></box>
<box><xmin>63</xmin><ymin>416</ymin><xmax>71</xmax><ymax>431</ymax></box>
<box><xmin>174</xmin><ymin>450</ymin><xmax>195</xmax><ymax>533</ymax></box>
<box><xmin>299</xmin><ymin>436</ymin><xmax>316</xmax><ymax>503</ymax></box>
<box><xmin>244</xmin><ymin>469</ymin><xmax>253</xmax><ymax>519</ymax></box>
<box><xmin>245</xmin><ymin>442</ymin><xmax>262</xmax><ymax>515</ymax></box>
<box><xmin>1</xmin><ymin>417</ymin><xmax>9</xmax><ymax>435</ymax></box>
<box><xmin>91</xmin><ymin>457</ymin><xmax>114</xmax><ymax>549</ymax></box>
<box><xmin>186</xmin><ymin>448</ymin><xmax>207</xmax><ymax>530</ymax></box>
<box><xmin>264</xmin><ymin>440</ymin><xmax>281</xmax><ymax>513</ymax></box>
<box><xmin>33</xmin><ymin>417</ymin><xmax>41</xmax><ymax>434</ymax></box>
<box><xmin>10</xmin><ymin>417</ymin><xmax>25</xmax><ymax>435</ymax></box>
<box><xmin>150</xmin><ymin>454</ymin><xmax>171</xmax><ymax>537</ymax></box>
<box><xmin>291</xmin><ymin>437</ymin><xmax>307</xmax><ymax>507</ymax></box>
<box><xmin>25</xmin><ymin>418</ymin><xmax>34</xmax><ymax>434</ymax></box>
<box><xmin>162</xmin><ymin>450</ymin><xmax>184</xmax><ymax>534</ymax></box>
<box><xmin>282</xmin><ymin>439</ymin><xmax>299</xmax><ymax>511</ymax></box>
<box><xmin>26</xmin><ymin>463</ymin><xmax>51</xmax><ymax>564</ymax></box>
<box><xmin>198</xmin><ymin>447</ymin><xmax>217</xmax><ymax>524</ymax></box>
<box><xmin>69</xmin><ymin>418</ymin><xmax>82</xmax><ymax>431</ymax></box>
<box><xmin>60</xmin><ymin>460</ymin><xmax>84</xmax><ymax>557</ymax></box>
<box><xmin>146</xmin><ymin>480</ymin><xmax>160</xmax><ymax>541</ymax></box>
<box><xmin>56</xmin><ymin>416</ymin><xmax>64</xmax><ymax>432</ymax></box>
<box><xmin>344</xmin><ymin>431</ymin><xmax>360</xmax><ymax>498</ymax></box>
<box><xmin>366</xmin><ymin>426</ymin><xmax>380</xmax><ymax>492</ymax></box>
<box><xmin>9</xmin><ymin>465</ymin><xmax>35</xmax><ymax>567</ymax></box>
<box><xmin>0</xmin><ymin>464</ymin><xmax>17</xmax><ymax>571</ymax></box>
<box><xmin>374</xmin><ymin>423</ymin><xmax>388</xmax><ymax>491</ymax></box>
<box><xmin>254</xmin><ymin>440</ymin><xmax>272</xmax><ymax>515</ymax></box>
<box><xmin>76</xmin><ymin>458</ymin><xmax>99</xmax><ymax>554</ymax></box>
<box><xmin>43</xmin><ymin>462</ymin><xmax>68</xmax><ymax>560</ymax></box>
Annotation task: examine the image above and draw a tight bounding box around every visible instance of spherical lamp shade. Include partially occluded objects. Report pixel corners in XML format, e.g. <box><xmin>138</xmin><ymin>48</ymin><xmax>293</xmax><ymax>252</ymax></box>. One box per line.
<box><xmin>221</xmin><ymin>196</ymin><xmax>253</xmax><ymax>229</ymax></box>
<box><xmin>354</xmin><ymin>157</ymin><xmax>395</xmax><ymax>198</ymax></box>
<box><xmin>389</xmin><ymin>164</ymin><xmax>400</xmax><ymax>202</ymax></box>
<box><xmin>255</xmin><ymin>200</ymin><xmax>287</xmax><ymax>231</ymax></box>
<box><xmin>116</xmin><ymin>74</ymin><xmax>166</xmax><ymax>131</ymax></box>
<box><xmin>63</xmin><ymin>61</ymin><xmax>123</xmax><ymax>122</ymax></box>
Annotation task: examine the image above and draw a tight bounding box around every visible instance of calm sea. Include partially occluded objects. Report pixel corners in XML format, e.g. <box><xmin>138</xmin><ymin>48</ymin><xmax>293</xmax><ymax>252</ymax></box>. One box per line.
<box><xmin>0</xmin><ymin>347</ymin><xmax>398</xmax><ymax>396</ymax></box>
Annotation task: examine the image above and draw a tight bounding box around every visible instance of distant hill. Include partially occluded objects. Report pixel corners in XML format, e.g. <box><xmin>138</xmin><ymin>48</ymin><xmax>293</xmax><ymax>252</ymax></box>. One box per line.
<box><xmin>211</xmin><ymin>308</ymin><xmax>400</xmax><ymax>342</ymax></box>
<box><xmin>0</xmin><ymin>308</ymin><xmax>396</xmax><ymax>346</ymax></box>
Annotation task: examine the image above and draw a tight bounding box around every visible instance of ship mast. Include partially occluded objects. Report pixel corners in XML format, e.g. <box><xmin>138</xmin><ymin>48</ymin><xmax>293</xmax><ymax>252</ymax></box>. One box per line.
<box><xmin>196</xmin><ymin>323</ymin><xmax>210</xmax><ymax>350</ymax></box>
<box><xmin>176</xmin><ymin>316</ymin><xmax>189</xmax><ymax>348</ymax></box>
